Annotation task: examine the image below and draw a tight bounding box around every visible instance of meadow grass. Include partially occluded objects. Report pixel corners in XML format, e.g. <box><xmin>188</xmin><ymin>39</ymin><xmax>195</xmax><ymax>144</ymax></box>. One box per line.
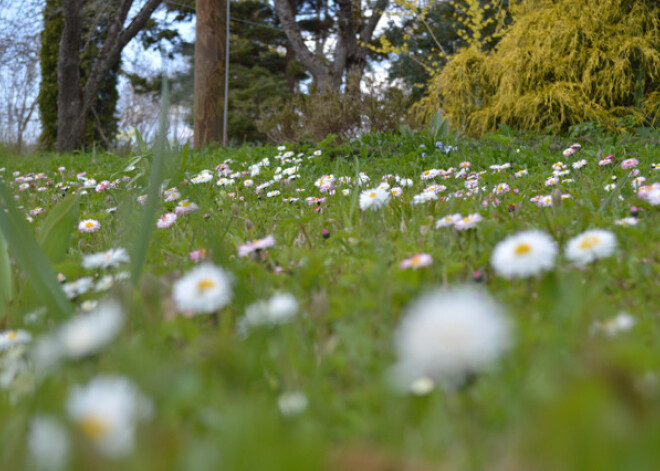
<box><xmin>2</xmin><ymin>131</ymin><xmax>660</xmax><ymax>470</ymax></box>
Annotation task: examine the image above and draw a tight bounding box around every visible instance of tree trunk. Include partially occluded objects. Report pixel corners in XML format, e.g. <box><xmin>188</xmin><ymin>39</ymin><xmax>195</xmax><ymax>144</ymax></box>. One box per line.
<box><xmin>56</xmin><ymin>0</ymin><xmax>163</xmax><ymax>152</ymax></box>
<box><xmin>274</xmin><ymin>0</ymin><xmax>389</xmax><ymax>91</ymax></box>
<box><xmin>274</xmin><ymin>0</ymin><xmax>334</xmax><ymax>89</ymax></box>
<box><xmin>194</xmin><ymin>0</ymin><xmax>226</xmax><ymax>148</ymax></box>
<box><xmin>56</xmin><ymin>0</ymin><xmax>83</xmax><ymax>151</ymax></box>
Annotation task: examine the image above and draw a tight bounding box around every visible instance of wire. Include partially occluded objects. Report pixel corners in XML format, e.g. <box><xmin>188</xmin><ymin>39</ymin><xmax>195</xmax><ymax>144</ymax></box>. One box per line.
<box><xmin>163</xmin><ymin>0</ymin><xmax>283</xmax><ymax>32</ymax></box>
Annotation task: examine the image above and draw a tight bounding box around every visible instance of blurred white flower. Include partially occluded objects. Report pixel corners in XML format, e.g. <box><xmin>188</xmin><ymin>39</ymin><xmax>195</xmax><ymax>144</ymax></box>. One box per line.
<box><xmin>82</xmin><ymin>247</ymin><xmax>129</xmax><ymax>270</ymax></box>
<box><xmin>277</xmin><ymin>391</ymin><xmax>308</xmax><ymax>416</ymax></box>
<box><xmin>491</xmin><ymin>230</ymin><xmax>558</xmax><ymax>278</ymax></box>
<box><xmin>359</xmin><ymin>187</ymin><xmax>390</xmax><ymax>211</ymax></box>
<box><xmin>57</xmin><ymin>301</ymin><xmax>124</xmax><ymax>359</ymax></box>
<box><xmin>239</xmin><ymin>293</ymin><xmax>299</xmax><ymax>333</ymax></box>
<box><xmin>62</xmin><ymin>277</ymin><xmax>94</xmax><ymax>299</ymax></box>
<box><xmin>173</xmin><ymin>264</ymin><xmax>233</xmax><ymax>314</ymax></box>
<box><xmin>0</xmin><ymin>330</ymin><xmax>32</xmax><ymax>352</ymax></box>
<box><xmin>436</xmin><ymin>213</ymin><xmax>462</xmax><ymax>229</ymax></box>
<box><xmin>67</xmin><ymin>376</ymin><xmax>153</xmax><ymax>458</ymax></box>
<box><xmin>454</xmin><ymin>213</ymin><xmax>483</xmax><ymax>230</ymax></box>
<box><xmin>565</xmin><ymin>229</ymin><xmax>617</xmax><ymax>265</ymax></box>
<box><xmin>391</xmin><ymin>287</ymin><xmax>511</xmax><ymax>390</ymax></box>
<box><xmin>615</xmin><ymin>217</ymin><xmax>638</xmax><ymax>227</ymax></box>
<box><xmin>28</xmin><ymin>416</ymin><xmax>70</xmax><ymax>471</ymax></box>
<box><xmin>591</xmin><ymin>312</ymin><xmax>636</xmax><ymax>337</ymax></box>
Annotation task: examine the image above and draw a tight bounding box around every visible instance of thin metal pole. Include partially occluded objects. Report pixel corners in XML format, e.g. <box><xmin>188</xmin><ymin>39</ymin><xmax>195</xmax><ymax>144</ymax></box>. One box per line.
<box><xmin>223</xmin><ymin>0</ymin><xmax>230</xmax><ymax>146</ymax></box>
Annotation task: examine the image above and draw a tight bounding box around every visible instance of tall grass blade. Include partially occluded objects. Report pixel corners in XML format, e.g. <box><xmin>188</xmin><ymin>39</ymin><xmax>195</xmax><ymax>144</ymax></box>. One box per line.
<box><xmin>130</xmin><ymin>76</ymin><xmax>170</xmax><ymax>283</ymax></box>
<box><xmin>0</xmin><ymin>181</ymin><xmax>72</xmax><ymax>317</ymax></box>
<box><xmin>0</xmin><ymin>233</ymin><xmax>14</xmax><ymax>306</ymax></box>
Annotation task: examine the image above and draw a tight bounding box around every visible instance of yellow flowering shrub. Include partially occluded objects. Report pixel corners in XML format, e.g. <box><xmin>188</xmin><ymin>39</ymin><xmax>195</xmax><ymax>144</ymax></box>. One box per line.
<box><xmin>416</xmin><ymin>0</ymin><xmax>660</xmax><ymax>135</ymax></box>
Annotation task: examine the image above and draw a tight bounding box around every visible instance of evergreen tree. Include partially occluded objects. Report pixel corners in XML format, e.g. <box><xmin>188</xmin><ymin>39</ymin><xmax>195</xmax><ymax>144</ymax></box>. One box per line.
<box><xmin>38</xmin><ymin>0</ymin><xmax>122</xmax><ymax>150</ymax></box>
<box><xmin>38</xmin><ymin>0</ymin><xmax>63</xmax><ymax>150</ymax></box>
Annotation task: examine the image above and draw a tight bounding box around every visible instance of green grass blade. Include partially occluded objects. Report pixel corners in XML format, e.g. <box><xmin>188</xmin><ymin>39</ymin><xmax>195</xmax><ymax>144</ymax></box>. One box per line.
<box><xmin>0</xmin><ymin>233</ymin><xmax>14</xmax><ymax>306</ymax></box>
<box><xmin>37</xmin><ymin>193</ymin><xmax>79</xmax><ymax>264</ymax></box>
<box><xmin>130</xmin><ymin>78</ymin><xmax>170</xmax><ymax>284</ymax></box>
<box><xmin>0</xmin><ymin>181</ymin><xmax>72</xmax><ymax>317</ymax></box>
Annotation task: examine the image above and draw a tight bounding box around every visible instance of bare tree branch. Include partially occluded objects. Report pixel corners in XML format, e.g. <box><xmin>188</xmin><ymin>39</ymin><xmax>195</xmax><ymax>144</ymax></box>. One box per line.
<box><xmin>274</xmin><ymin>0</ymin><xmax>333</xmax><ymax>88</ymax></box>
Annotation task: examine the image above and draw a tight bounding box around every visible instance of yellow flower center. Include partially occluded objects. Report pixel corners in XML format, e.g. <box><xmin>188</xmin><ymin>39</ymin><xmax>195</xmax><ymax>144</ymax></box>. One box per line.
<box><xmin>369</xmin><ymin>192</ymin><xmax>377</xmax><ymax>198</ymax></box>
<box><xmin>514</xmin><ymin>243</ymin><xmax>531</xmax><ymax>256</ymax></box>
<box><xmin>182</xmin><ymin>201</ymin><xmax>189</xmax><ymax>207</ymax></box>
<box><xmin>78</xmin><ymin>416</ymin><xmax>111</xmax><ymax>440</ymax></box>
<box><xmin>579</xmin><ymin>235</ymin><xmax>600</xmax><ymax>250</ymax></box>
<box><xmin>411</xmin><ymin>256</ymin><xmax>422</xmax><ymax>266</ymax></box>
<box><xmin>85</xmin><ymin>222</ymin><xmax>95</xmax><ymax>228</ymax></box>
<box><xmin>197</xmin><ymin>279</ymin><xmax>215</xmax><ymax>292</ymax></box>
<box><xmin>7</xmin><ymin>331</ymin><xmax>17</xmax><ymax>340</ymax></box>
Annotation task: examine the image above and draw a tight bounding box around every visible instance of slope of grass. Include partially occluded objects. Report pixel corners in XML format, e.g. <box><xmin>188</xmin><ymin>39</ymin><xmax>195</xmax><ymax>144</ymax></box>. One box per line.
<box><xmin>1</xmin><ymin>132</ymin><xmax>660</xmax><ymax>470</ymax></box>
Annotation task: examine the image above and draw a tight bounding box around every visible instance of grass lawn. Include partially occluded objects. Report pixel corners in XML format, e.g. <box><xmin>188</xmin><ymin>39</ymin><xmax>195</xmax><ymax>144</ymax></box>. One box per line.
<box><xmin>2</xmin><ymin>131</ymin><xmax>660</xmax><ymax>470</ymax></box>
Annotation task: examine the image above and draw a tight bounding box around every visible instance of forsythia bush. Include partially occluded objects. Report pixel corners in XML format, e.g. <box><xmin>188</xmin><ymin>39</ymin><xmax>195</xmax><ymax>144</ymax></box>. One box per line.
<box><xmin>416</xmin><ymin>0</ymin><xmax>660</xmax><ymax>135</ymax></box>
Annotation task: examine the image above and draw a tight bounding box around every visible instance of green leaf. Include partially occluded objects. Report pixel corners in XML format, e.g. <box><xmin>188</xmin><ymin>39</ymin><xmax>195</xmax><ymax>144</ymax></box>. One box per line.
<box><xmin>0</xmin><ymin>181</ymin><xmax>72</xmax><ymax>317</ymax></box>
<box><xmin>0</xmin><ymin>233</ymin><xmax>14</xmax><ymax>306</ymax></box>
<box><xmin>37</xmin><ymin>193</ymin><xmax>79</xmax><ymax>264</ymax></box>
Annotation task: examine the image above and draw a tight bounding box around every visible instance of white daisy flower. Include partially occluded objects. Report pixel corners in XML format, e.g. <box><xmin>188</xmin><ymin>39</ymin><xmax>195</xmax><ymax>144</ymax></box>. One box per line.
<box><xmin>173</xmin><ymin>264</ymin><xmax>233</xmax><ymax>314</ymax></box>
<box><xmin>78</xmin><ymin>219</ymin><xmax>100</xmax><ymax>233</ymax></box>
<box><xmin>490</xmin><ymin>230</ymin><xmax>558</xmax><ymax>278</ymax></box>
<box><xmin>28</xmin><ymin>416</ymin><xmax>70</xmax><ymax>471</ymax></box>
<box><xmin>494</xmin><ymin>183</ymin><xmax>510</xmax><ymax>195</ymax></box>
<box><xmin>0</xmin><ymin>329</ymin><xmax>32</xmax><ymax>351</ymax></box>
<box><xmin>435</xmin><ymin>213</ymin><xmax>462</xmax><ymax>228</ymax></box>
<box><xmin>216</xmin><ymin>177</ymin><xmax>234</xmax><ymax>186</ymax></box>
<box><xmin>175</xmin><ymin>200</ymin><xmax>199</xmax><ymax>215</ymax></box>
<box><xmin>163</xmin><ymin>188</ymin><xmax>181</xmax><ymax>202</ymax></box>
<box><xmin>591</xmin><ymin>312</ymin><xmax>636</xmax><ymax>337</ymax></box>
<box><xmin>277</xmin><ymin>391</ymin><xmax>308</xmax><ymax>416</ymax></box>
<box><xmin>565</xmin><ymin>229</ymin><xmax>617</xmax><ymax>265</ymax></box>
<box><xmin>67</xmin><ymin>376</ymin><xmax>153</xmax><ymax>458</ymax></box>
<box><xmin>239</xmin><ymin>293</ymin><xmax>299</xmax><ymax>332</ymax></box>
<box><xmin>411</xmin><ymin>191</ymin><xmax>437</xmax><ymax>205</ymax></box>
<box><xmin>191</xmin><ymin>171</ymin><xmax>213</xmax><ymax>184</ymax></box>
<box><xmin>82</xmin><ymin>248</ymin><xmax>129</xmax><ymax>270</ymax></box>
<box><xmin>359</xmin><ymin>187</ymin><xmax>390</xmax><ymax>211</ymax></box>
<box><xmin>454</xmin><ymin>213</ymin><xmax>483</xmax><ymax>230</ymax></box>
<box><xmin>421</xmin><ymin>169</ymin><xmax>438</xmax><ymax>180</ymax></box>
<box><xmin>572</xmin><ymin>159</ymin><xmax>587</xmax><ymax>169</ymax></box>
<box><xmin>62</xmin><ymin>277</ymin><xmax>94</xmax><ymax>299</ymax></box>
<box><xmin>57</xmin><ymin>301</ymin><xmax>124</xmax><ymax>359</ymax></box>
<box><xmin>616</xmin><ymin>217</ymin><xmax>638</xmax><ymax>227</ymax></box>
<box><xmin>391</xmin><ymin>287</ymin><xmax>511</xmax><ymax>389</ymax></box>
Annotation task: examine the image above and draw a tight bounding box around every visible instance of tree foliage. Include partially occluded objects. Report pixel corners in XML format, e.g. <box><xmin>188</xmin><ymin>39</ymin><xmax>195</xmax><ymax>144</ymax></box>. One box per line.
<box><xmin>418</xmin><ymin>0</ymin><xmax>660</xmax><ymax>135</ymax></box>
<box><xmin>375</xmin><ymin>0</ymin><xmax>508</xmax><ymax>102</ymax></box>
